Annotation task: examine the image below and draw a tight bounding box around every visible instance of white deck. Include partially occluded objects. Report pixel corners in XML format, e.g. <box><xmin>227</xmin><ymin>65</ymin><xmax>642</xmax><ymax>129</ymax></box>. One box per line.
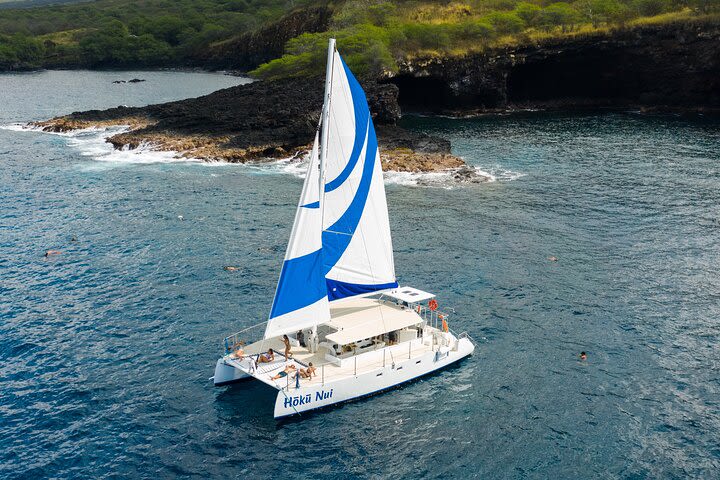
<box><xmin>214</xmin><ymin>294</ymin><xmax>473</xmax><ymax>418</ymax></box>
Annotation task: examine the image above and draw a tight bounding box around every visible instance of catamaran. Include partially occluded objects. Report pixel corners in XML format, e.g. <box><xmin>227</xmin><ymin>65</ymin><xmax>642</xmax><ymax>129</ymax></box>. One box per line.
<box><xmin>212</xmin><ymin>39</ymin><xmax>475</xmax><ymax>418</ymax></box>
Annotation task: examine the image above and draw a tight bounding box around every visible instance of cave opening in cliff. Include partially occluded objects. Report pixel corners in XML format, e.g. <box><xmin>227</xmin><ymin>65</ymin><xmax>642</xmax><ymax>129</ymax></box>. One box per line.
<box><xmin>389</xmin><ymin>75</ymin><xmax>459</xmax><ymax>113</ymax></box>
<box><xmin>507</xmin><ymin>50</ymin><xmax>638</xmax><ymax>105</ymax></box>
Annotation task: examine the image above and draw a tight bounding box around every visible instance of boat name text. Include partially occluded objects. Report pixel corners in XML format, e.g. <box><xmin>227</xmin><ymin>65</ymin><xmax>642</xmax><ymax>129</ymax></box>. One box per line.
<box><xmin>284</xmin><ymin>389</ymin><xmax>333</xmax><ymax>408</ymax></box>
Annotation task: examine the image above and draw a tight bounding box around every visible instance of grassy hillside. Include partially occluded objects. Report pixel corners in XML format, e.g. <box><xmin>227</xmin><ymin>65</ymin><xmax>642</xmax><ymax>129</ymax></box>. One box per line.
<box><xmin>0</xmin><ymin>0</ymin><xmax>717</xmax><ymax>72</ymax></box>
<box><xmin>252</xmin><ymin>0</ymin><xmax>720</xmax><ymax>79</ymax></box>
<box><xmin>0</xmin><ymin>0</ymin><xmax>315</xmax><ymax>69</ymax></box>
<box><xmin>0</xmin><ymin>0</ymin><xmax>94</xmax><ymax>9</ymax></box>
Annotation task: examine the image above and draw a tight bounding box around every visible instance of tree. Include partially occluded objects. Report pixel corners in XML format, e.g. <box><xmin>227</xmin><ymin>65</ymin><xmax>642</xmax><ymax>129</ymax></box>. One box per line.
<box><xmin>538</xmin><ymin>3</ymin><xmax>582</xmax><ymax>31</ymax></box>
<box><xmin>632</xmin><ymin>0</ymin><xmax>671</xmax><ymax>15</ymax></box>
<box><xmin>484</xmin><ymin>11</ymin><xmax>526</xmax><ymax>34</ymax></box>
<box><xmin>578</xmin><ymin>0</ymin><xmax>631</xmax><ymax>26</ymax></box>
<box><xmin>515</xmin><ymin>2</ymin><xmax>543</xmax><ymax>27</ymax></box>
<box><xmin>0</xmin><ymin>33</ymin><xmax>45</xmax><ymax>69</ymax></box>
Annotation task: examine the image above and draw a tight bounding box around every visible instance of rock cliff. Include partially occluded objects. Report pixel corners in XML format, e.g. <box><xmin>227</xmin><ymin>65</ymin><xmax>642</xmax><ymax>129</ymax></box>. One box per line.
<box><xmin>390</xmin><ymin>20</ymin><xmax>720</xmax><ymax>114</ymax></box>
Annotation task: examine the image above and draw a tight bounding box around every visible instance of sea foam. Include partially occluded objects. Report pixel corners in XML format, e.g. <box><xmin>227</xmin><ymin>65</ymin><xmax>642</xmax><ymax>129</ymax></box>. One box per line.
<box><xmin>2</xmin><ymin>122</ymin><xmax>524</xmax><ymax>184</ymax></box>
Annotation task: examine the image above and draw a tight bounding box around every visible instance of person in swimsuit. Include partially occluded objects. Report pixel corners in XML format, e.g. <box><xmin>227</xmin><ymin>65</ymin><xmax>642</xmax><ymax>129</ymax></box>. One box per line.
<box><xmin>298</xmin><ymin>362</ymin><xmax>317</xmax><ymax>379</ymax></box>
<box><xmin>228</xmin><ymin>341</ymin><xmax>245</xmax><ymax>360</ymax></box>
<box><xmin>257</xmin><ymin>348</ymin><xmax>275</xmax><ymax>363</ymax></box>
<box><xmin>270</xmin><ymin>364</ymin><xmax>296</xmax><ymax>380</ymax></box>
<box><xmin>282</xmin><ymin>334</ymin><xmax>292</xmax><ymax>359</ymax></box>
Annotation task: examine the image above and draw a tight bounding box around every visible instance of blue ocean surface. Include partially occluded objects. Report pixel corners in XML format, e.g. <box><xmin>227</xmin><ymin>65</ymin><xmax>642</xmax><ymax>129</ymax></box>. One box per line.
<box><xmin>1</xmin><ymin>70</ymin><xmax>719</xmax><ymax>479</ymax></box>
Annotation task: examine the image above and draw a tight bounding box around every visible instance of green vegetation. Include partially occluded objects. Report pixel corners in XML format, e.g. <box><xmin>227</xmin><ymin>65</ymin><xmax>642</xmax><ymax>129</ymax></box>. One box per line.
<box><xmin>0</xmin><ymin>0</ymin><xmax>717</xmax><ymax>73</ymax></box>
<box><xmin>0</xmin><ymin>32</ymin><xmax>43</xmax><ymax>69</ymax></box>
<box><xmin>0</xmin><ymin>0</ymin><xmax>313</xmax><ymax>69</ymax></box>
<box><xmin>252</xmin><ymin>0</ymin><xmax>720</xmax><ymax>79</ymax></box>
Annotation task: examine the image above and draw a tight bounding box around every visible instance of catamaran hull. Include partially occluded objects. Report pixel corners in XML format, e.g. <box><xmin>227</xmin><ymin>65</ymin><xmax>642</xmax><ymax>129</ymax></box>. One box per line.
<box><xmin>213</xmin><ymin>358</ymin><xmax>250</xmax><ymax>386</ymax></box>
<box><xmin>273</xmin><ymin>338</ymin><xmax>474</xmax><ymax>418</ymax></box>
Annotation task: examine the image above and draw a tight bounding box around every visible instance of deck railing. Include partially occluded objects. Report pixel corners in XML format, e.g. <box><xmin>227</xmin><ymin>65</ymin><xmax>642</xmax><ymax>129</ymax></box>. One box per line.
<box><xmin>412</xmin><ymin>303</ymin><xmax>451</xmax><ymax>332</ymax></box>
<box><xmin>225</xmin><ymin>300</ymin><xmax>475</xmax><ymax>392</ymax></box>
<box><xmin>222</xmin><ymin>321</ymin><xmax>268</xmax><ymax>354</ymax></box>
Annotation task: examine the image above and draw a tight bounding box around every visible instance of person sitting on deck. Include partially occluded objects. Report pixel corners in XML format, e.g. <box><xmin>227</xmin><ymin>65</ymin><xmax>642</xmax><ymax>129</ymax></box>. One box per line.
<box><xmin>298</xmin><ymin>362</ymin><xmax>317</xmax><ymax>379</ymax></box>
<box><xmin>282</xmin><ymin>334</ymin><xmax>292</xmax><ymax>359</ymax></box>
<box><xmin>257</xmin><ymin>348</ymin><xmax>275</xmax><ymax>363</ymax></box>
<box><xmin>269</xmin><ymin>364</ymin><xmax>296</xmax><ymax>380</ymax></box>
<box><xmin>229</xmin><ymin>345</ymin><xmax>245</xmax><ymax>360</ymax></box>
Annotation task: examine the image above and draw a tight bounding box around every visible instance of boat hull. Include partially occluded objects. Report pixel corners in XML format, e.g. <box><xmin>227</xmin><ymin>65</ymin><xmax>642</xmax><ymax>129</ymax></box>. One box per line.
<box><xmin>213</xmin><ymin>358</ymin><xmax>250</xmax><ymax>386</ymax></box>
<box><xmin>273</xmin><ymin>337</ymin><xmax>474</xmax><ymax>418</ymax></box>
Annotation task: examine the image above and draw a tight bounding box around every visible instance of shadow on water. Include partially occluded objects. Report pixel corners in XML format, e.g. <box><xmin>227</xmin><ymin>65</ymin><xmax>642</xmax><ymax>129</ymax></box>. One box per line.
<box><xmin>214</xmin><ymin>379</ymin><xmax>278</xmax><ymax>424</ymax></box>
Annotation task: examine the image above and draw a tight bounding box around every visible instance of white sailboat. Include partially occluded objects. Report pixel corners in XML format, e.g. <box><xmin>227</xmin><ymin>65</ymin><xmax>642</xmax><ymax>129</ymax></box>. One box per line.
<box><xmin>213</xmin><ymin>39</ymin><xmax>475</xmax><ymax>418</ymax></box>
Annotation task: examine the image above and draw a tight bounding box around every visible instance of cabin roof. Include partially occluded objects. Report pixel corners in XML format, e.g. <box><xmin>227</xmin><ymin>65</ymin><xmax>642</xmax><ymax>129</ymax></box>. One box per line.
<box><xmin>382</xmin><ymin>286</ymin><xmax>435</xmax><ymax>304</ymax></box>
<box><xmin>326</xmin><ymin>296</ymin><xmax>422</xmax><ymax>345</ymax></box>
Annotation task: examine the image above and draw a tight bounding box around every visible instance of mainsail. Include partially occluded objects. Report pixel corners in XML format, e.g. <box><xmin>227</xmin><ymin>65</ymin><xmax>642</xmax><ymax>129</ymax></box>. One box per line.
<box><xmin>265</xmin><ymin>39</ymin><xmax>397</xmax><ymax>339</ymax></box>
<box><xmin>265</xmin><ymin>133</ymin><xmax>330</xmax><ymax>339</ymax></box>
<box><xmin>321</xmin><ymin>45</ymin><xmax>397</xmax><ymax>300</ymax></box>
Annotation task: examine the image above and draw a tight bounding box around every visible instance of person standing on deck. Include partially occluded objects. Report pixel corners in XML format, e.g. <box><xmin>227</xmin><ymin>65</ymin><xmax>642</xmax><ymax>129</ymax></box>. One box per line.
<box><xmin>282</xmin><ymin>335</ymin><xmax>292</xmax><ymax>359</ymax></box>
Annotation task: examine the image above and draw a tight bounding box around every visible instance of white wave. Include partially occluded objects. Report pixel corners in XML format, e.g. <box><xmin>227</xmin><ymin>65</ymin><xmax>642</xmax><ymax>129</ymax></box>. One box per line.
<box><xmin>1</xmin><ymin>123</ymin><xmax>37</xmax><ymax>132</ymax></box>
<box><xmin>2</xmin><ymin>122</ymin><xmax>206</xmax><ymax>165</ymax></box>
<box><xmin>243</xmin><ymin>153</ymin><xmax>311</xmax><ymax>178</ymax></box>
<box><xmin>0</xmin><ymin>122</ymin><xmax>116</xmax><ymax>137</ymax></box>
<box><xmin>481</xmin><ymin>165</ymin><xmax>526</xmax><ymax>182</ymax></box>
<box><xmin>3</xmin><ymin>122</ymin><xmax>525</xmax><ymax>184</ymax></box>
<box><xmin>69</xmin><ymin>134</ymin><xmax>199</xmax><ymax>165</ymax></box>
<box><xmin>383</xmin><ymin>169</ymin><xmax>462</xmax><ymax>188</ymax></box>
<box><xmin>243</xmin><ymin>151</ymin><xmax>527</xmax><ymax>189</ymax></box>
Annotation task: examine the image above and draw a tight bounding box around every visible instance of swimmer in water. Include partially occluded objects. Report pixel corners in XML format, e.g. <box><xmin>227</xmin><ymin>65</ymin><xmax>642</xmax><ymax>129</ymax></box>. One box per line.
<box><xmin>223</xmin><ymin>266</ymin><xmax>239</xmax><ymax>272</ymax></box>
<box><xmin>44</xmin><ymin>250</ymin><xmax>62</xmax><ymax>257</ymax></box>
<box><xmin>580</xmin><ymin>351</ymin><xmax>587</xmax><ymax>361</ymax></box>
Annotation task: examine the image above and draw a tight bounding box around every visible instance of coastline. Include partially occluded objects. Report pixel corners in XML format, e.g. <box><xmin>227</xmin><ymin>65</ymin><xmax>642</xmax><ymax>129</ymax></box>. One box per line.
<box><xmin>31</xmin><ymin>77</ymin><xmax>488</xmax><ymax>180</ymax></box>
<box><xmin>25</xmin><ymin>16</ymin><xmax>719</xmax><ymax>178</ymax></box>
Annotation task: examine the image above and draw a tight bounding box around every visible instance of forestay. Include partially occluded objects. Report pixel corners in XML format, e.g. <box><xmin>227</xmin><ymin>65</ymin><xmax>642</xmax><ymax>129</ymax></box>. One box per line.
<box><xmin>265</xmin><ymin>133</ymin><xmax>330</xmax><ymax>339</ymax></box>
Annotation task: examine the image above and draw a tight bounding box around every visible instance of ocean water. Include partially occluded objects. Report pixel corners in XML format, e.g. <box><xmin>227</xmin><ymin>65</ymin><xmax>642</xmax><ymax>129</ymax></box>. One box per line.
<box><xmin>1</xmin><ymin>71</ymin><xmax>719</xmax><ymax>479</ymax></box>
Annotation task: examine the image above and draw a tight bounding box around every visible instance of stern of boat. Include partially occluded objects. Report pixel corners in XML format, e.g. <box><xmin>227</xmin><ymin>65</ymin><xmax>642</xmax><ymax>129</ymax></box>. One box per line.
<box><xmin>213</xmin><ymin>357</ymin><xmax>249</xmax><ymax>386</ymax></box>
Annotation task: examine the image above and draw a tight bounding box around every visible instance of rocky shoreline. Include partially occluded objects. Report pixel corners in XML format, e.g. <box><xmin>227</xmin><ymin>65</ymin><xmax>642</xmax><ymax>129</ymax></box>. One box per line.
<box><xmin>35</xmin><ymin>76</ymin><xmax>483</xmax><ymax>179</ymax></box>
<box><xmin>33</xmin><ymin>19</ymin><xmax>719</xmax><ymax>178</ymax></box>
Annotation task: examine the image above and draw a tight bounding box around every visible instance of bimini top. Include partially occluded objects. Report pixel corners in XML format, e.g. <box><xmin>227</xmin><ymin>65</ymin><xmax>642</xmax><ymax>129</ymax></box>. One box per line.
<box><xmin>383</xmin><ymin>286</ymin><xmax>435</xmax><ymax>304</ymax></box>
<box><xmin>325</xmin><ymin>296</ymin><xmax>422</xmax><ymax>345</ymax></box>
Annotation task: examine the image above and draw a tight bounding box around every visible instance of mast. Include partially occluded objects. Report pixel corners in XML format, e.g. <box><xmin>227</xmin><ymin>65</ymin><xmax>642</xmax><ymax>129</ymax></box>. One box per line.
<box><xmin>318</xmin><ymin>38</ymin><xmax>335</xmax><ymax>220</ymax></box>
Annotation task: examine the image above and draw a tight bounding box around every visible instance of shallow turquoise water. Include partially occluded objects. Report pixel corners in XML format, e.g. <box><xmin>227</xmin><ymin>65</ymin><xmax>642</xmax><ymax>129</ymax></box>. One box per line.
<box><xmin>1</xmin><ymin>71</ymin><xmax>719</xmax><ymax>479</ymax></box>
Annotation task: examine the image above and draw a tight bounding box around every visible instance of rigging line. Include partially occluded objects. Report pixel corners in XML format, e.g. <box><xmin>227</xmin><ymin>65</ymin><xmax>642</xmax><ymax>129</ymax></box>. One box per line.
<box><xmin>324</xmin><ymin>229</ymin><xmax>352</xmax><ymax>236</ymax></box>
<box><xmin>319</xmin><ymin>43</ymin><xmax>336</xmax><ymax>244</ymax></box>
<box><xmin>347</xmin><ymin>139</ymin><xmax>397</xmax><ymax>365</ymax></box>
